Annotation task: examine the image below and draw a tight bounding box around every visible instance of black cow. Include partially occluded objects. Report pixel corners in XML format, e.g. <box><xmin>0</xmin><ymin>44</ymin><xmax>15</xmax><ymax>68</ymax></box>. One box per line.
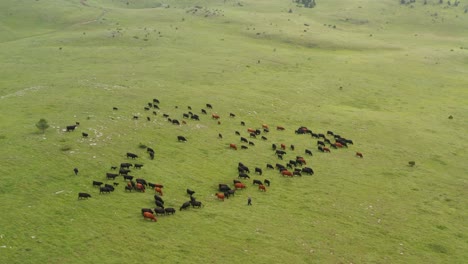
<box><xmin>249</xmin><ymin>133</ymin><xmax>256</xmax><ymax>138</ymax></box>
<box><xmin>154</xmin><ymin>195</ymin><xmax>164</xmax><ymax>204</ymax></box>
<box><xmin>154</xmin><ymin>207</ymin><xmax>166</xmax><ymax>216</ymax></box>
<box><xmin>255</xmin><ymin>167</ymin><xmax>262</xmax><ymax>175</ymax></box>
<box><xmin>233</xmin><ymin>179</ymin><xmax>241</xmax><ymax>185</ymax></box>
<box><xmin>238</xmin><ymin>173</ymin><xmax>250</xmax><ymax>179</ymax></box>
<box><xmin>241</xmin><ymin>145</ymin><xmax>248</xmax><ymax>149</ymax></box>
<box><xmin>305</xmin><ymin>149</ymin><xmax>313</xmax><ymax>156</ymax></box>
<box><xmin>66</xmin><ymin>125</ymin><xmax>77</xmax><ymax>132</ymax></box>
<box><xmin>92</xmin><ymin>181</ymin><xmax>103</xmax><ymax>187</ymax></box>
<box><xmin>183</xmin><ymin>113</ymin><xmax>190</xmax><ymax>118</ymax></box>
<box><xmin>119</xmin><ymin>168</ymin><xmax>130</xmax><ymax>175</ymax></box>
<box><xmin>126</xmin><ymin>152</ymin><xmax>138</xmax><ymax>159</ymax></box>
<box><xmin>165</xmin><ymin>208</ymin><xmax>176</xmax><ymax>215</ymax></box>
<box><xmin>99</xmin><ymin>187</ymin><xmax>112</xmax><ymax>194</ymax></box>
<box><xmin>317</xmin><ymin>141</ymin><xmax>325</xmax><ymax>146</ymax></box>
<box><xmin>264</xmin><ymin>179</ymin><xmax>270</xmax><ymax>186</ymax></box>
<box><xmin>327</xmin><ymin>130</ymin><xmax>334</xmax><ymax>136</ymax></box>
<box><xmin>318</xmin><ymin>146</ymin><xmax>324</xmax><ymax>152</ymax></box>
<box><xmin>110</xmin><ymin>166</ymin><xmax>117</xmax><ymax>170</ymax></box>
<box><xmin>266</xmin><ymin>164</ymin><xmax>274</xmax><ymax>169</ymax></box>
<box><xmin>201</xmin><ymin>109</ymin><xmax>207</xmax><ymax>114</ymax></box>
<box><xmin>191</xmin><ymin>114</ymin><xmax>200</xmax><ymax>120</ymax></box>
<box><xmin>230</xmin><ymin>113</ymin><xmax>236</xmax><ymax>117</ymax></box>
<box><xmin>113</xmin><ymin>107</ymin><xmax>118</xmax><ymax>110</ymax></box>
<box><xmin>104</xmin><ymin>184</ymin><xmax>114</xmax><ymax>191</ymax></box>
<box><xmin>134</xmin><ymin>164</ymin><xmax>143</xmax><ymax>169</ymax></box>
<box><xmin>133</xmin><ymin>115</ymin><xmax>139</xmax><ymax>120</ymax></box>
<box><xmin>261</xmin><ymin>136</ymin><xmax>267</xmax><ymax>140</ymax></box>
<box><xmin>276</xmin><ymin>150</ymin><xmax>286</xmax><ymax>155</ymax></box>
<box><xmin>253</xmin><ymin>179</ymin><xmax>263</xmax><ymax>185</ymax></box>
<box><xmin>136</xmin><ymin>178</ymin><xmax>147</xmax><ymax>186</ymax></box>
<box><xmin>277</xmin><ymin>154</ymin><xmax>283</xmax><ymax>160</ymax></box>
<box><xmin>240</xmin><ymin>121</ymin><xmax>245</xmax><ymax>126</ymax></box>
<box><xmin>255</xmin><ymin>129</ymin><xmax>261</xmax><ymax>135</ymax></box>
<box><xmin>155</xmin><ymin>200</ymin><xmax>165</xmax><ymax>209</ymax></box>
<box><xmin>240</xmin><ymin>137</ymin><xmax>248</xmax><ymax>143</ymax></box>
<box><xmin>78</xmin><ymin>192</ymin><xmax>91</xmax><ymax>199</ymax></box>
<box><xmin>124</xmin><ymin>186</ymin><xmax>133</xmax><ymax>192</ymax></box>
<box><xmin>82</xmin><ymin>132</ymin><xmax>88</xmax><ymax>138</ymax></box>
<box><xmin>191</xmin><ymin>201</ymin><xmax>203</xmax><ymax>208</ymax></box>
<box><xmin>235</xmin><ymin>131</ymin><xmax>240</xmax><ymax>135</ymax></box>
<box><xmin>153</xmin><ymin>98</ymin><xmax>160</xmax><ymax>104</ymax></box>
<box><xmin>187</xmin><ymin>189</ymin><xmax>195</xmax><ymax>196</ymax></box>
<box><xmin>226</xmin><ymin>189</ymin><xmax>236</xmax><ymax>197</ymax></box>
<box><xmin>120</xmin><ymin>163</ymin><xmax>132</xmax><ymax>169</ymax></box>
<box><xmin>311</xmin><ymin>133</ymin><xmax>319</xmax><ymax>138</ymax></box>
<box><xmin>141</xmin><ymin>208</ymin><xmax>154</xmax><ymax>215</ymax></box>
<box><xmin>293</xmin><ymin>171</ymin><xmax>302</xmax><ymax>176</ymax></box>
<box><xmin>147</xmin><ymin>147</ymin><xmax>154</xmax><ymax>153</ymax></box>
<box><xmin>113</xmin><ymin>182</ymin><xmax>119</xmax><ymax>186</ymax></box>
<box><xmin>149</xmin><ymin>151</ymin><xmax>154</xmax><ymax>160</ymax></box>
<box><xmin>123</xmin><ymin>175</ymin><xmax>134</xmax><ymax>181</ymax></box>
<box><xmin>144</xmin><ymin>107</ymin><xmax>150</xmax><ymax>111</ymax></box>
<box><xmin>219</xmin><ymin>184</ymin><xmax>231</xmax><ymax>192</ymax></box>
<box><xmin>218</xmin><ymin>133</ymin><xmax>223</xmax><ymax>139</ymax></box>
<box><xmin>177</xmin><ymin>136</ymin><xmax>187</xmax><ymax>142</ymax></box>
<box><xmin>172</xmin><ymin>119</ymin><xmax>180</xmax><ymax>125</ymax></box>
<box><xmin>106</xmin><ymin>173</ymin><xmax>119</xmax><ymax>180</ymax></box>
<box><xmin>73</xmin><ymin>168</ymin><xmax>79</xmax><ymax>175</ymax></box>
<box><xmin>290</xmin><ymin>145</ymin><xmax>295</xmax><ymax>151</ymax></box>
<box><xmin>302</xmin><ymin>167</ymin><xmax>314</xmax><ymax>175</ymax></box>
<box><xmin>180</xmin><ymin>201</ymin><xmax>191</xmax><ymax>211</ymax></box>
<box><xmin>206</xmin><ymin>103</ymin><xmax>212</xmax><ymax>109</ymax></box>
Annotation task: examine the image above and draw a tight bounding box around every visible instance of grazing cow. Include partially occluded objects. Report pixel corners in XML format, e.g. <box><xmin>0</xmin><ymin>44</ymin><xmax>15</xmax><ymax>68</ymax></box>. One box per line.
<box><xmin>154</xmin><ymin>207</ymin><xmax>165</xmax><ymax>216</ymax></box>
<box><xmin>293</xmin><ymin>171</ymin><xmax>302</xmax><ymax>176</ymax></box>
<box><xmin>286</xmin><ymin>163</ymin><xmax>293</xmax><ymax>169</ymax></box>
<box><xmin>249</xmin><ymin>133</ymin><xmax>256</xmax><ymax>138</ymax></box>
<box><xmin>124</xmin><ymin>186</ymin><xmax>133</xmax><ymax>192</ymax></box>
<box><xmin>123</xmin><ymin>175</ymin><xmax>134</xmax><ymax>181</ymax></box>
<box><xmin>126</xmin><ymin>152</ymin><xmax>138</xmax><ymax>159</ymax></box>
<box><xmin>191</xmin><ymin>114</ymin><xmax>200</xmax><ymax>120</ymax></box>
<box><xmin>281</xmin><ymin>170</ymin><xmax>293</xmax><ymax>177</ymax></box>
<box><xmin>180</xmin><ymin>201</ymin><xmax>191</xmax><ymax>211</ymax></box>
<box><xmin>106</xmin><ymin>173</ymin><xmax>119</xmax><ymax>180</ymax></box>
<box><xmin>133</xmin><ymin>115</ymin><xmax>139</xmax><ymax>120</ymax></box>
<box><xmin>183</xmin><ymin>113</ymin><xmax>190</xmax><ymax>118</ymax></box>
<box><xmin>191</xmin><ymin>201</ymin><xmax>203</xmax><ymax>208</ymax></box>
<box><xmin>110</xmin><ymin>166</ymin><xmax>117</xmax><ymax>170</ymax></box>
<box><xmin>99</xmin><ymin>187</ymin><xmax>112</xmax><ymax>194</ymax></box>
<box><xmin>136</xmin><ymin>183</ymin><xmax>145</xmax><ymax>192</ymax></box>
<box><xmin>247</xmin><ymin>128</ymin><xmax>256</xmax><ymax>133</ymax></box>
<box><xmin>226</xmin><ymin>189</ymin><xmax>236</xmax><ymax>197</ymax></box>
<box><xmin>73</xmin><ymin>168</ymin><xmax>79</xmax><ymax>175</ymax></box>
<box><xmin>408</xmin><ymin>161</ymin><xmax>416</xmax><ymax>167</ymax></box>
<box><xmin>302</xmin><ymin>167</ymin><xmax>314</xmax><ymax>175</ymax></box>
<box><xmin>330</xmin><ymin>143</ymin><xmax>337</xmax><ymax>149</ymax></box>
<box><xmin>215</xmin><ymin>193</ymin><xmax>225</xmax><ymax>201</ymax></box>
<box><xmin>296</xmin><ymin>157</ymin><xmax>306</xmax><ymax>165</ymax></box>
<box><xmin>143</xmin><ymin>212</ymin><xmax>157</xmax><ymax>222</ymax></box>
<box><xmin>258</xmin><ymin>184</ymin><xmax>266</xmax><ymax>192</ymax></box>
<box><xmin>206</xmin><ymin>103</ymin><xmax>213</xmax><ymax>109</ymax></box>
<box><xmin>234</xmin><ymin>183</ymin><xmax>246</xmax><ymax>189</ymax></box>
<box><xmin>324</xmin><ymin>138</ymin><xmax>331</xmax><ymax>145</ymax></box>
<box><xmin>240</xmin><ymin>121</ymin><xmax>245</xmax><ymax>126</ymax></box>
<box><xmin>266</xmin><ymin>164</ymin><xmax>274</xmax><ymax>169</ymax></box>
<box><xmin>144</xmin><ymin>107</ymin><xmax>150</xmax><ymax>111</ymax></box>
<box><xmin>280</xmin><ymin>144</ymin><xmax>286</xmax><ymax>150</ymax></box>
<box><xmin>318</xmin><ymin>133</ymin><xmax>325</xmax><ymax>139</ymax></box>
<box><xmin>235</xmin><ymin>131</ymin><xmax>241</xmax><ymax>136</ymax></box>
<box><xmin>263</xmin><ymin>128</ymin><xmax>269</xmax><ymax>133</ymax></box>
<box><xmin>219</xmin><ymin>184</ymin><xmax>231</xmax><ymax>192</ymax></box>
<box><xmin>146</xmin><ymin>117</ymin><xmax>151</xmax><ymax>121</ymax></box>
<box><xmin>233</xmin><ymin>179</ymin><xmax>241</xmax><ymax>185</ymax></box>
<box><xmin>155</xmin><ymin>200</ymin><xmax>165</xmax><ymax>209</ymax></box>
<box><xmin>113</xmin><ymin>107</ymin><xmax>118</xmax><ymax>110</ymax></box>
<box><xmin>66</xmin><ymin>125</ymin><xmax>77</xmax><ymax>132</ymax></box>
<box><xmin>241</xmin><ymin>145</ymin><xmax>248</xmax><ymax>150</ymax></box>
<box><xmin>317</xmin><ymin>141</ymin><xmax>325</xmax><ymax>146</ymax></box>
<box><xmin>154</xmin><ymin>194</ymin><xmax>164</xmax><ymax>204</ymax></box>
<box><xmin>218</xmin><ymin>133</ymin><xmax>223</xmax><ymax>139</ymax></box>
<box><xmin>275</xmin><ymin>150</ymin><xmax>286</xmax><ymax>155</ymax></box>
<box><xmin>238</xmin><ymin>173</ymin><xmax>250</xmax><ymax>179</ymax></box>
<box><xmin>201</xmin><ymin>109</ymin><xmax>207</xmax><ymax>114</ymax></box>
<box><xmin>149</xmin><ymin>151</ymin><xmax>154</xmax><ymax>160</ymax></box>
<box><xmin>187</xmin><ymin>189</ymin><xmax>195</xmax><ymax>196</ymax></box>
<box><xmin>165</xmin><ymin>208</ymin><xmax>176</xmax><ymax>215</ymax></box>
<box><xmin>323</xmin><ymin>147</ymin><xmax>331</xmax><ymax>153</ymax></box>
<box><xmin>318</xmin><ymin>146</ymin><xmax>324</xmax><ymax>152</ymax></box>
<box><xmin>305</xmin><ymin>149</ymin><xmax>313</xmax><ymax>156</ymax></box>
<box><xmin>264</xmin><ymin>179</ymin><xmax>270</xmax><ymax>186</ymax></box>
<box><xmin>248</xmin><ymin>141</ymin><xmax>255</xmax><ymax>146</ymax></box>
<box><xmin>134</xmin><ymin>164</ymin><xmax>143</xmax><ymax>169</ymax></box>
<box><xmin>172</xmin><ymin>119</ymin><xmax>180</xmax><ymax>125</ymax></box>
<box><xmin>82</xmin><ymin>132</ymin><xmax>88</xmax><ymax>138</ymax></box>
<box><xmin>113</xmin><ymin>182</ymin><xmax>119</xmax><ymax>186</ymax></box>
<box><xmin>163</xmin><ymin>114</ymin><xmax>169</xmax><ymax>118</ymax></box>
<box><xmin>92</xmin><ymin>181</ymin><xmax>103</xmax><ymax>187</ymax></box>
<box><xmin>229</xmin><ymin>143</ymin><xmax>237</xmax><ymax>150</ymax></box>
<box><xmin>277</xmin><ymin>126</ymin><xmax>285</xmax><ymax>131</ymax></box>
<box><xmin>311</xmin><ymin>133</ymin><xmax>319</xmax><ymax>138</ymax></box>
<box><xmin>240</xmin><ymin>137</ymin><xmax>248</xmax><ymax>143</ymax></box>
<box><xmin>276</xmin><ymin>163</ymin><xmax>286</xmax><ymax>171</ymax></box>
<box><xmin>290</xmin><ymin>145</ymin><xmax>295</xmax><ymax>151</ymax></box>
<box><xmin>356</xmin><ymin>152</ymin><xmax>363</xmax><ymax>158</ymax></box>
<box><xmin>120</xmin><ymin>163</ymin><xmax>132</xmax><ymax>169</ymax></box>
<box><xmin>230</xmin><ymin>113</ymin><xmax>236</xmax><ymax>117</ymax></box>
<box><xmin>177</xmin><ymin>136</ymin><xmax>187</xmax><ymax>142</ymax></box>
<box><xmin>253</xmin><ymin>179</ymin><xmax>263</xmax><ymax>185</ymax></box>
<box><xmin>289</xmin><ymin>160</ymin><xmax>298</xmax><ymax>167</ymax></box>
<box><xmin>327</xmin><ymin>130</ymin><xmax>334</xmax><ymax>136</ymax></box>
<box><xmin>78</xmin><ymin>192</ymin><xmax>91</xmax><ymax>199</ymax></box>
<box><xmin>262</xmin><ymin>124</ymin><xmax>269</xmax><ymax>129</ymax></box>
<box><xmin>261</xmin><ymin>136</ymin><xmax>267</xmax><ymax>140</ymax></box>
<box><xmin>153</xmin><ymin>98</ymin><xmax>160</xmax><ymax>104</ymax></box>
<box><xmin>211</xmin><ymin>113</ymin><xmax>220</xmax><ymax>119</ymax></box>
<box><xmin>272</xmin><ymin>143</ymin><xmax>277</xmax><ymax>150</ymax></box>
<box><xmin>152</xmin><ymin>111</ymin><xmax>157</xmax><ymax>115</ymax></box>
<box><xmin>141</xmin><ymin>208</ymin><xmax>154</xmax><ymax>215</ymax></box>
<box><xmin>255</xmin><ymin>167</ymin><xmax>262</xmax><ymax>175</ymax></box>
<box><xmin>155</xmin><ymin>187</ymin><xmax>163</xmax><ymax>196</ymax></box>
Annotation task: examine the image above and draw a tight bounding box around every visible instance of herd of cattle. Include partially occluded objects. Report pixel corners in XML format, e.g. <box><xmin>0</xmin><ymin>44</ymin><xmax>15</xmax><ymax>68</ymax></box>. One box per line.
<box><xmin>74</xmin><ymin>99</ymin><xmax>360</xmax><ymax>222</ymax></box>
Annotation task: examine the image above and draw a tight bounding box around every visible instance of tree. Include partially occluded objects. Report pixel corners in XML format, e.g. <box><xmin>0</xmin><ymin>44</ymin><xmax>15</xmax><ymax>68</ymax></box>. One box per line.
<box><xmin>36</xmin><ymin>118</ymin><xmax>50</xmax><ymax>133</ymax></box>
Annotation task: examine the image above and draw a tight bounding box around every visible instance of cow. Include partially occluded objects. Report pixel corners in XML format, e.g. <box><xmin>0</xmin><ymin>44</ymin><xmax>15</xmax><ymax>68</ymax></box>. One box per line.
<box><xmin>211</xmin><ymin>113</ymin><xmax>220</xmax><ymax>119</ymax></box>
<box><xmin>302</xmin><ymin>167</ymin><xmax>314</xmax><ymax>175</ymax></box>
<box><xmin>144</xmin><ymin>107</ymin><xmax>150</xmax><ymax>111</ymax></box>
<box><xmin>330</xmin><ymin>143</ymin><xmax>338</xmax><ymax>149</ymax></box>
<box><xmin>248</xmin><ymin>141</ymin><xmax>255</xmax><ymax>146</ymax></box>
<box><xmin>104</xmin><ymin>184</ymin><xmax>114</xmax><ymax>191</ymax></box>
<box><xmin>177</xmin><ymin>136</ymin><xmax>187</xmax><ymax>142</ymax></box>
<box><xmin>247</xmin><ymin>128</ymin><xmax>255</xmax><ymax>133</ymax></box>
<box><xmin>305</xmin><ymin>149</ymin><xmax>313</xmax><ymax>156</ymax></box>
<box><xmin>280</xmin><ymin>144</ymin><xmax>286</xmax><ymax>150</ymax></box>
<box><xmin>255</xmin><ymin>167</ymin><xmax>262</xmax><ymax>175</ymax></box>
<box><xmin>277</xmin><ymin>126</ymin><xmax>285</xmax><ymax>131</ymax></box>
<box><xmin>93</xmin><ymin>181</ymin><xmax>103</xmax><ymax>187</ymax></box>
<box><xmin>154</xmin><ymin>194</ymin><xmax>164</xmax><ymax>204</ymax></box>
<box><xmin>264</xmin><ymin>179</ymin><xmax>270</xmax><ymax>186</ymax></box>
<box><xmin>163</xmin><ymin>114</ymin><xmax>169</xmax><ymax>118</ymax></box>
<box><xmin>143</xmin><ymin>212</ymin><xmax>157</xmax><ymax>222</ymax></box>
<box><xmin>124</xmin><ymin>186</ymin><xmax>133</xmax><ymax>192</ymax></box>
<box><xmin>149</xmin><ymin>183</ymin><xmax>163</xmax><ymax>188</ymax></box>
<box><xmin>318</xmin><ymin>133</ymin><xmax>325</xmax><ymax>139</ymax></box>
<box><xmin>82</xmin><ymin>132</ymin><xmax>88</xmax><ymax>138</ymax></box>
<box><xmin>110</xmin><ymin>166</ymin><xmax>117</xmax><ymax>170</ymax></box>
<box><xmin>106</xmin><ymin>173</ymin><xmax>119</xmax><ymax>180</ymax></box>
<box><xmin>99</xmin><ymin>187</ymin><xmax>111</xmax><ymax>194</ymax></box>
<box><xmin>311</xmin><ymin>133</ymin><xmax>319</xmax><ymax>138</ymax></box>
<box><xmin>275</xmin><ymin>150</ymin><xmax>286</xmax><ymax>155</ymax></box>
<box><xmin>356</xmin><ymin>152</ymin><xmax>363</xmax><ymax>158</ymax></box>
<box><xmin>134</xmin><ymin>164</ymin><xmax>143</xmax><ymax>169</ymax></box>
<box><xmin>73</xmin><ymin>168</ymin><xmax>79</xmax><ymax>175</ymax></box>
<box><xmin>293</xmin><ymin>171</ymin><xmax>302</xmax><ymax>176</ymax></box>
<box><xmin>135</xmin><ymin>179</ymin><xmax>147</xmax><ymax>186</ymax></box>
<box><xmin>226</xmin><ymin>189</ymin><xmax>236</xmax><ymax>197</ymax></box>
<box><xmin>172</xmin><ymin>119</ymin><xmax>180</xmax><ymax>125</ymax></box>
<box><xmin>206</xmin><ymin>103</ymin><xmax>213</xmax><ymax>109</ymax></box>
<box><xmin>238</xmin><ymin>173</ymin><xmax>250</xmax><ymax>179</ymax></box>
<box><xmin>153</xmin><ymin>98</ymin><xmax>160</xmax><ymax>104</ymax></box>
<box><xmin>290</xmin><ymin>145</ymin><xmax>295</xmax><ymax>151</ymax></box>
<box><xmin>191</xmin><ymin>201</ymin><xmax>203</xmax><ymax>208</ymax></box>
<box><xmin>133</xmin><ymin>115</ymin><xmax>139</xmax><ymax>120</ymax></box>
<box><xmin>146</xmin><ymin>117</ymin><xmax>151</xmax><ymax>121</ymax></box>
<box><xmin>165</xmin><ymin>208</ymin><xmax>176</xmax><ymax>215</ymax></box>
<box><xmin>240</xmin><ymin>121</ymin><xmax>245</xmax><ymax>126</ymax></box>
<box><xmin>272</xmin><ymin>143</ymin><xmax>277</xmax><ymax>150</ymax></box>
<box><xmin>218</xmin><ymin>133</ymin><xmax>223</xmax><ymax>139</ymax></box>
<box><xmin>324</xmin><ymin>138</ymin><xmax>332</xmax><ymax>145</ymax></box>
<box><xmin>327</xmin><ymin>130</ymin><xmax>334</xmax><ymax>136</ymax></box>
<box><xmin>281</xmin><ymin>170</ymin><xmax>293</xmax><ymax>177</ymax></box>
<box><xmin>261</xmin><ymin>136</ymin><xmax>268</xmax><ymax>140</ymax></box>
<box><xmin>126</xmin><ymin>152</ymin><xmax>138</xmax><ymax>159</ymax></box>
<box><xmin>191</xmin><ymin>114</ymin><xmax>200</xmax><ymax>120</ymax></box>
<box><xmin>78</xmin><ymin>192</ymin><xmax>91</xmax><ymax>199</ymax></box>
<box><xmin>258</xmin><ymin>184</ymin><xmax>267</xmax><ymax>192</ymax></box>
<box><xmin>187</xmin><ymin>189</ymin><xmax>195</xmax><ymax>196</ymax></box>
<box><xmin>317</xmin><ymin>141</ymin><xmax>325</xmax><ymax>146</ymax></box>
<box><xmin>155</xmin><ymin>187</ymin><xmax>163</xmax><ymax>196</ymax></box>
<box><xmin>253</xmin><ymin>179</ymin><xmax>263</xmax><ymax>185</ymax></box>
<box><xmin>263</xmin><ymin>128</ymin><xmax>269</xmax><ymax>133</ymax></box>
<box><xmin>123</xmin><ymin>175</ymin><xmax>134</xmax><ymax>181</ymax></box>
<box><xmin>240</xmin><ymin>137</ymin><xmax>248</xmax><ymax>143</ymax></box>
<box><xmin>235</xmin><ymin>131</ymin><xmax>240</xmax><ymax>136</ymax></box>
<box><xmin>230</xmin><ymin>113</ymin><xmax>236</xmax><ymax>117</ymax></box>
<box><xmin>219</xmin><ymin>184</ymin><xmax>231</xmax><ymax>192</ymax></box>
<box><xmin>120</xmin><ymin>163</ymin><xmax>132</xmax><ymax>169</ymax></box>
<box><xmin>152</xmin><ymin>111</ymin><xmax>157</xmax><ymax>115</ymax></box>
<box><xmin>266</xmin><ymin>164</ymin><xmax>274</xmax><ymax>169</ymax></box>
<box><xmin>180</xmin><ymin>201</ymin><xmax>191</xmax><ymax>211</ymax></box>
<box><xmin>276</xmin><ymin>163</ymin><xmax>286</xmax><ymax>171</ymax></box>
<box><xmin>113</xmin><ymin>107</ymin><xmax>118</xmax><ymax>110</ymax></box>
<box><xmin>149</xmin><ymin>151</ymin><xmax>154</xmax><ymax>160</ymax></box>
<box><xmin>241</xmin><ymin>145</ymin><xmax>248</xmax><ymax>150</ymax></box>
<box><xmin>135</xmin><ymin>183</ymin><xmax>145</xmax><ymax>192</ymax></box>
<box><xmin>229</xmin><ymin>143</ymin><xmax>237</xmax><ymax>150</ymax></box>
<box><xmin>234</xmin><ymin>183</ymin><xmax>246</xmax><ymax>189</ymax></box>
<box><xmin>141</xmin><ymin>208</ymin><xmax>154</xmax><ymax>215</ymax></box>
<box><xmin>155</xmin><ymin>206</ymin><xmax>165</xmax><ymax>215</ymax></box>
<box><xmin>323</xmin><ymin>147</ymin><xmax>331</xmax><ymax>153</ymax></box>
<box><xmin>318</xmin><ymin>146</ymin><xmax>324</xmax><ymax>152</ymax></box>
<box><xmin>296</xmin><ymin>157</ymin><xmax>306</xmax><ymax>165</ymax></box>
<box><xmin>249</xmin><ymin>133</ymin><xmax>256</xmax><ymax>138</ymax></box>
<box><xmin>233</xmin><ymin>179</ymin><xmax>241</xmax><ymax>185</ymax></box>
<box><xmin>183</xmin><ymin>113</ymin><xmax>190</xmax><ymax>118</ymax></box>
<box><xmin>215</xmin><ymin>193</ymin><xmax>225</xmax><ymax>201</ymax></box>
<box><xmin>65</xmin><ymin>125</ymin><xmax>77</xmax><ymax>132</ymax></box>
<box><xmin>113</xmin><ymin>182</ymin><xmax>119</xmax><ymax>186</ymax></box>
<box><xmin>408</xmin><ymin>161</ymin><xmax>416</xmax><ymax>167</ymax></box>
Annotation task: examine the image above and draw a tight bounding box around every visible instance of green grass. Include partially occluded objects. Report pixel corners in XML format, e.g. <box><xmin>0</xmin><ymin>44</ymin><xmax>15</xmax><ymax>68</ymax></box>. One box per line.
<box><xmin>0</xmin><ymin>0</ymin><xmax>467</xmax><ymax>263</ymax></box>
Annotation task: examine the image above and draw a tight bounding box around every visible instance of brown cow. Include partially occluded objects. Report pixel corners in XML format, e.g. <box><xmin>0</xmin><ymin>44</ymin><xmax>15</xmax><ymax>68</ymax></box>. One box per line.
<box><xmin>143</xmin><ymin>212</ymin><xmax>157</xmax><ymax>222</ymax></box>
<box><xmin>262</xmin><ymin>124</ymin><xmax>269</xmax><ymax>129</ymax></box>
<box><xmin>356</xmin><ymin>152</ymin><xmax>363</xmax><ymax>158</ymax></box>
<box><xmin>258</xmin><ymin>184</ymin><xmax>266</xmax><ymax>192</ymax></box>
<box><xmin>247</xmin><ymin>128</ymin><xmax>256</xmax><ymax>133</ymax></box>
<box><xmin>281</xmin><ymin>170</ymin><xmax>293</xmax><ymax>177</ymax></box>
<box><xmin>277</xmin><ymin>126</ymin><xmax>285</xmax><ymax>131</ymax></box>
<box><xmin>136</xmin><ymin>183</ymin><xmax>145</xmax><ymax>192</ymax></box>
<box><xmin>229</xmin><ymin>143</ymin><xmax>237</xmax><ymax>150</ymax></box>
<box><xmin>155</xmin><ymin>187</ymin><xmax>163</xmax><ymax>196</ymax></box>
<box><xmin>215</xmin><ymin>192</ymin><xmax>225</xmax><ymax>201</ymax></box>
<box><xmin>234</xmin><ymin>183</ymin><xmax>246</xmax><ymax>189</ymax></box>
<box><xmin>280</xmin><ymin>144</ymin><xmax>286</xmax><ymax>150</ymax></box>
<box><xmin>212</xmin><ymin>113</ymin><xmax>220</xmax><ymax>119</ymax></box>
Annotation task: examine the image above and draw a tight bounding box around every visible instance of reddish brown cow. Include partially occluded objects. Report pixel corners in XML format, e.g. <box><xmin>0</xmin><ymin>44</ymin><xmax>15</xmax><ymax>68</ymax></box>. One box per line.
<box><xmin>323</xmin><ymin>147</ymin><xmax>331</xmax><ymax>153</ymax></box>
<box><xmin>234</xmin><ymin>183</ymin><xmax>246</xmax><ymax>189</ymax></box>
<box><xmin>281</xmin><ymin>170</ymin><xmax>293</xmax><ymax>177</ymax></box>
<box><xmin>247</xmin><ymin>128</ymin><xmax>256</xmax><ymax>133</ymax></box>
<box><xmin>258</xmin><ymin>185</ymin><xmax>266</xmax><ymax>192</ymax></box>
<box><xmin>356</xmin><ymin>152</ymin><xmax>363</xmax><ymax>158</ymax></box>
<box><xmin>262</xmin><ymin>124</ymin><xmax>269</xmax><ymax>129</ymax></box>
<box><xmin>212</xmin><ymin>113</ymin><xmax>220</xmax><ymax>119</ymax></box>
<box><xmin>296</xmin><ymin>157</ymin><xmax>306</xmax><ymax>165</ymax></box>
<box><xmin>335</xmin><ymin>142</ymin><xmax>343</xmax><ymax>148</ymax></box>
<box><xmin>143</xmin><ymin>212</ymin><xmax>157</xmax><ymax>222</ymax></box>
<box><xmin>155</xmin><ymin>187</ymin><xmax>163</xmax><ymax>196</ymax></box>
<box><xmin>277</xmin><ymin>126</ymin><xmax>285</xmax><ymax>131</ymax></box>
<box><xmin>215</xmin><ymin>192</ymin><xmax>225</xmax><ymax>201</ymax></box>
<box><xmin>229</xmin><ymin>143</ymin><xmax>237</xmax><ymax>150</ymax></box>
<box><xmin>280</xmin><ymin>143</ymin><xmax>286</xmax><ymax>150</ymax></box>
<box><xmin>136</xmin><ymin>183</ymin><xmax>145</xmax><ymax>192</ymax></box>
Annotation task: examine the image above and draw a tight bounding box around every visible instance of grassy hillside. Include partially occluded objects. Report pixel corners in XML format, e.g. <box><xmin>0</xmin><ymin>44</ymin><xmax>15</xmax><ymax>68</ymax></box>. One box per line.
<box><xmin>0</xmin><ymin>0</ymin><xmax>467</xmax><ymax>263</ymax></box>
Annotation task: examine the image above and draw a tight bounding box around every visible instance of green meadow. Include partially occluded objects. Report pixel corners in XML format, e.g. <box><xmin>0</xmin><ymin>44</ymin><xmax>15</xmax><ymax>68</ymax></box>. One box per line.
<box><xmin>0</xmin><ymin>0</ymin><xmax>467</xmax><ymax>263</ymax></box>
